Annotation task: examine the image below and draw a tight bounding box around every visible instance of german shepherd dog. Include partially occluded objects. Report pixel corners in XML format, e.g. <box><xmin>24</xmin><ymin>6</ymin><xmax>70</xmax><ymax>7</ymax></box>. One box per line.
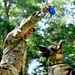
<box><xmin>39</xmin><ymin>40</ymin><xmax>75</xmax><ymax>75</ymax></box>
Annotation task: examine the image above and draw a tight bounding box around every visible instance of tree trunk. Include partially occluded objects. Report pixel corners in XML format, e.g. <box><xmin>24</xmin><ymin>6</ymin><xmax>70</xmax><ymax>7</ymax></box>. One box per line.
<box><xmin>3</xmin><ymin>0</ymin><xmax>12</xmax><ymax>40</ymax></box>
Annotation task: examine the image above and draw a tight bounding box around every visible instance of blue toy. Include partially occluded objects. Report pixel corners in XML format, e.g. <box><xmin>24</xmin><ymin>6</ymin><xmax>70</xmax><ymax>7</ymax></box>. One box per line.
<box><xmin>44</xmin><ymin>6</ymin><xmax>56</xmax><ymax>26</ymax></box>
<box><xmin>49</xmin><ymin>6</ymin><xmax>56</xmax><ymax>17</ymax></box>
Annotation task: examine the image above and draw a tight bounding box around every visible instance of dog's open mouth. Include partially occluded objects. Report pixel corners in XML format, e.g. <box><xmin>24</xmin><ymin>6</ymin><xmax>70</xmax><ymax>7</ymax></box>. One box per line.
<box><xmin>39</xmin><ymin>46</ymin><xmax>50</xmax><ymax>58</ymax></box>
<box><xmin>40</xmin><ymin>50</ymin><xmax>47</xmax><ymax>57</ymax></box>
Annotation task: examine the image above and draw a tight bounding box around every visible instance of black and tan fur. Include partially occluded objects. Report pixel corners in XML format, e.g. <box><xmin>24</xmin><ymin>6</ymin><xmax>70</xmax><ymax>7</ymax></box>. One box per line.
<box><xmin>39</xmin><ymin>40</ymin><xmax>75</xmax><ymax>75</ymax></box>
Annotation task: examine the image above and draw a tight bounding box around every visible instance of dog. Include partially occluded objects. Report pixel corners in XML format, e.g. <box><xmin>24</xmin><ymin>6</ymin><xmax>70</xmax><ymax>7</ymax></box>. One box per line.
<box><xmin>39</xmin><ymin>40</ymin><xmax>75</xmax><ymax>75</ymax></box>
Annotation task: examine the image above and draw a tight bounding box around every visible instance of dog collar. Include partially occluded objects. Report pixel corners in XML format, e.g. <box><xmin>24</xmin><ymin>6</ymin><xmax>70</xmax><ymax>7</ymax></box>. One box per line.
<box><xmin>50</xmin><ymin>60</ymin><xmax>64</xmax><ymax>66</ymax></box>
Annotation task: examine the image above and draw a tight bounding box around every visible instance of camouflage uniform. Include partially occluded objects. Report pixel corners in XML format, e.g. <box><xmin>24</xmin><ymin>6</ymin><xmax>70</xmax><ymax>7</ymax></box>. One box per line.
<box><xmin>0</xmin><ymin>11</ymin><xmax>45</xmax><ymax>75</ymax></box>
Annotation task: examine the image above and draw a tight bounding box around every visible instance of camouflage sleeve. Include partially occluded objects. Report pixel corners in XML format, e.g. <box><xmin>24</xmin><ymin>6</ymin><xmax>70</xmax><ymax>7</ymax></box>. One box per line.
<box><xmin>3</xmin><ymin>11</ymin><xmax>45</xmax><ymax>50</ymax></box>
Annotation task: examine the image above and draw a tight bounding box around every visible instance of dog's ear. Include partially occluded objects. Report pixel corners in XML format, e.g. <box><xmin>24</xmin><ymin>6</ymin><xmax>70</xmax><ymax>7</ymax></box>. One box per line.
<box><xmin>56</xmin><ymin>40</ymin><xmax>63</xmax><ymax>53</ymax></box>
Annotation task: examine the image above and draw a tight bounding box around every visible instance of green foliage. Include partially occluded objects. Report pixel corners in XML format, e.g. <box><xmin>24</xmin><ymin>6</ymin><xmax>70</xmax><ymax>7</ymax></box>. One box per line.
<box><xmin>74</xmin><ymin>0</ymin><xmax>75</xmax><ymax>5</ymax></box>
<box><xmin>63</xmin><ymin>45</ymin><xmax>75</xmax><ymax>69</ymax></box>
<box><xmin>16</xmin><ymin>0</ymin><xmax>41</xmax><ymax>17</ymax></box>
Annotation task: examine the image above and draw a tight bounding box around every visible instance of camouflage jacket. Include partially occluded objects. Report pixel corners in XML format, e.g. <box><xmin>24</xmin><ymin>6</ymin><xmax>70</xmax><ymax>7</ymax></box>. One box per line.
<box><xmin>0</xmin><ymin>11</ymin><xmax>45</xmax><ymax>74</ymax></box>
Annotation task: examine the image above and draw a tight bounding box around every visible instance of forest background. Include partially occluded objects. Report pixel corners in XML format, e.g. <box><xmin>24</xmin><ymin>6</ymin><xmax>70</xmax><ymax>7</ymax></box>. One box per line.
<box><xmin>0</xmin><ymin>0</ymin><xmax>75</xmax><ymax>75</ymax></box>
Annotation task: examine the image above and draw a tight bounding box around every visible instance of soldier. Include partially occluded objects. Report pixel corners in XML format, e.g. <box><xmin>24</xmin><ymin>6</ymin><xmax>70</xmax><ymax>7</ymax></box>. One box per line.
<box><xmin>0</xmin><ymin>6</ymin><xmax>50</xmax><ymax>75</ymax></box>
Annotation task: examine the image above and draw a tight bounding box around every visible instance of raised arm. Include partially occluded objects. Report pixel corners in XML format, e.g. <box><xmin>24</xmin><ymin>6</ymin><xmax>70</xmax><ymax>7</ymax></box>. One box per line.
<box><xmin>3</xmin><ymin>6</ymin><xmax>50</xmax><ymax>50</ymax></box>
